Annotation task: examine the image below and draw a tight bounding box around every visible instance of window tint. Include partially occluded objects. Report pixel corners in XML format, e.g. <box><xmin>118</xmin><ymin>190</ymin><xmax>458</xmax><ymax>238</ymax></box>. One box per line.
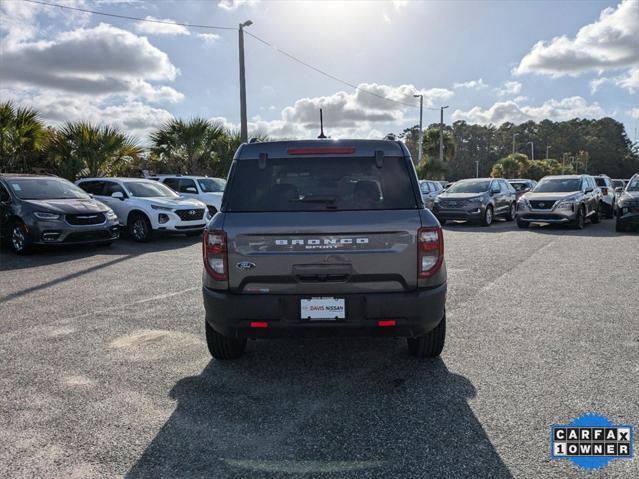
<box><xmin>162</xmin><ymin>178</ymin><xmax>180</xmax><ymax>191</ymax></box>
<box><xmin>420</xmin><ymin>182</ymin><xmax>431</xmax><ymax>194</ymax></box>
<box><xmin>198</xmin><ymin>178</ymin><xmax>225</xmax><ymax>193</ymax></box>
<box><xmin>447</xmin><ymin>180</ymin><xmax>491</xmax><ymax>193</ymax></box>
<box><xmin>594</xmin><ymin>177</ymin><xmax>608</xmax><ymax>187</ymax></box>
<box><xmin>534</xmin><ymin>178</ymin><xmax>581</xmax><ymax>192</ymax></box>
<box><xmin>491</xmin><ymin>181</ymin><xmax>501</xmax><ymax>192</ymax></box>
<box><xmin>124</xmin><ymin>181</ymin><xmax>178</xmax><ymax>198</ymax></box>
<box><xmin>178</xmin><ymin>178</ymin><xmax>197</xmax><ymax>193</ymax></box>
<box><xmin>0</xmin><ymin>183</ymin><xmax>10</xmax><ymax>202</ymax></box>
<box><xmin>225</xmin><ymin>156</ymin><xmax>417</xmax><ymax>212</ymax></box>
<box><xmin>78</xmin><ymin>181</ymin><xmax>105</xmax><ymax>196</ymax></box>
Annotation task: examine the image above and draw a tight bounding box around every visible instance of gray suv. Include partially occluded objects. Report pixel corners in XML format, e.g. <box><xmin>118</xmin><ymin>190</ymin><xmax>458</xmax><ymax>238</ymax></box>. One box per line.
<box><xmin>202</xmin><ymin>140</ymin><xmax>447</xmax><ymax>359</ymax></box>
<box><xmin>516</xmin><ymin>175</ymin><xmax>600</xmax><ymax>229</ymax></box>
<box><xmin>432</xmin><ymin>178</ymin><xmax>517</xmax><ymax>226</ymax></box>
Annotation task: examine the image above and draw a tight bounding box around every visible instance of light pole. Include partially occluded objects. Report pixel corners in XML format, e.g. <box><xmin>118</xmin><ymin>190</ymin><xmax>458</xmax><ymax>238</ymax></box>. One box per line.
<box><xmin>546</xmin><ymin>145</ymin><xmax>551</xmax><ymax>160</ymax></box>
<box><xmin>475</xmin><ymin>160</ymin><xmax>479</xmax><ymax>178</ymax></box>
<box><xmin>512</xmin><ymin>132</ymin><xmax>518</xmax><ymax>156</ymax></box>
<box><xmin>413</xmin><ymin>94</ymin><xmax>423</xmax><ymax>165</ymax></box>
<box><xmin>439</xmin><ymin>105</ymin><xmax>449</xmax><ymax>163</ymax></box>
<box><xmin>562</xmin><ymin>152</ymin><xmax>567</xmax><ymax>174</ymax></box>
<box><xmin>238</xmin><ymin>20</ymin><xmax>253</xmax><ymax>143</ymax></box>
<box><xmin>527</xmin><ymin>141</ymin><xmax>534</xmax><ymax>161</ymax></box>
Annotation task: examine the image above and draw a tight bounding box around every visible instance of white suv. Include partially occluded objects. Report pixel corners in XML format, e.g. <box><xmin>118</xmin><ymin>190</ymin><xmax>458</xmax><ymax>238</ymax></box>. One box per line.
<box><xmin>149</xmin><ymin>175</ymin><xmax>225</xmax><ymax>215</ymax></box>
<box><xmin>76</xmin><ymin>178</ymin><xmax>210</xmax><ymax>241</ymax></box>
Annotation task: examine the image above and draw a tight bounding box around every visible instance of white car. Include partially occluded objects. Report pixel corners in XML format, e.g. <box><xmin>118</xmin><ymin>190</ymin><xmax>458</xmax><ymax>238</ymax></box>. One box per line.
<box><xmin>148</xmin><ymin>175</ymin><xmax>225</xmax><ymax>215</ymax></box>
<box><xmin>76</xmin><ymin>178</ymin><xmax>210</xmax><ymax>241</ymax></box>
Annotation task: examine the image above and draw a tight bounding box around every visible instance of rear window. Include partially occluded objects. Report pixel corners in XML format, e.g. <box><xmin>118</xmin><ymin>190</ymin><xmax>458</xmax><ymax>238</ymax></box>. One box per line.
<box><xmin>225</xmin><ymin>156</ymin><xmax>417</xmax><ymax>212</ymax></box>
<box><xmin>594</xmin><ymin>177</ymin><xmax>608</xmax><ymax>187</ymax></box>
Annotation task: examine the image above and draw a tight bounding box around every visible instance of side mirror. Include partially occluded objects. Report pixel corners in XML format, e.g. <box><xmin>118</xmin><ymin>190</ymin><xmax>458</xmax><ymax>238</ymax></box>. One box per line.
<box><xmin>615</xmin><ymin>187</ymin><xmax>623</xmax><ymax>193</ymax></box>
<box><xmin>185</xmin><ymin>187</ymin><xmax>197</xmax><ymax>193</ymax></box>
<box><xmin>111</xmin><ymin>191</ymin><xmax>124</xmax><ymax>200</ymax></box>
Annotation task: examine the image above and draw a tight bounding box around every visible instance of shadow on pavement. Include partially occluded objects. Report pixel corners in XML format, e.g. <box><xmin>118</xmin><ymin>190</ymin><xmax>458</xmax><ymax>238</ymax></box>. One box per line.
<box><xmin>0</xmin><ymin>234</ymin><xmax>201</xmax><ymax>272</ymax></box>
<box><xmin>126</xmin><ymin>339</ymin><xmax>512</xmax><ymax>479</ymax></box>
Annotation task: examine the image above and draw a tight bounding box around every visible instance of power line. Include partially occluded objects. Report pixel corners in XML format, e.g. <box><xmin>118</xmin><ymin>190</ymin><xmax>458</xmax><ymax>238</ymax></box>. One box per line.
<box><xmin>22</xmin><ymin>0</ymin><xmax>440</xmax><ymax>112</ymax></box>
<box><xmin>23</xmin><ymin>0</ymin><xmax>237</xmax><ymax>31</ymax></box>
<box><xmin>246</xmin><ymin>31</ymin><xmax>427</xmax><ymax>110</ymax></box>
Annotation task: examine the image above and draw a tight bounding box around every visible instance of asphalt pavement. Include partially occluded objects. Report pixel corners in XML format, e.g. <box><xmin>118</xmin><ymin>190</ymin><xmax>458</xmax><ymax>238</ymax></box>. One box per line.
<box><xmin>0</xmin><ymin>218</ymin><xmax>637</xmax><ymax>478</ymax></box>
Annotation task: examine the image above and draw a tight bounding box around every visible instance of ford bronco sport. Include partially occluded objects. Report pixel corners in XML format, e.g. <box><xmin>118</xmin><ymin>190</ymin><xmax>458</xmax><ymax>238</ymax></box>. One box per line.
<box><xmin>202</xmin><ymin>139</ymin><xmax>447</xmax><ymax>359</ymax></box>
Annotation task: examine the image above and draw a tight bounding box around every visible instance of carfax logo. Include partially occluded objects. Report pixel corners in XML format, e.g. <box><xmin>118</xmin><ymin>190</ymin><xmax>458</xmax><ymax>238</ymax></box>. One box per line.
<box><xmin>550</xmin><ymin>413</ymin><xmax>634</xmax><ymax>470</ymax></box>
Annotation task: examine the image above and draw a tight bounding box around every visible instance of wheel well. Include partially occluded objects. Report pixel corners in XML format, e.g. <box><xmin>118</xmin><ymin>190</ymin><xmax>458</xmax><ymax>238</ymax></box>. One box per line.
<box><xmin>126</xmin><ymin>209</ymin><xmax>150</xmax><ymax>226</ymax></box>
<box><xmin>2</xmin><ymin>215</ymin><xmax>23</xmax><ymax>236</ymax></box>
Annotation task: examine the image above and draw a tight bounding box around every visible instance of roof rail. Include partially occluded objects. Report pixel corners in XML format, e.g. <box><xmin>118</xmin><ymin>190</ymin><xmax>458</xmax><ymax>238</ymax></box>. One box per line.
<box><xmin>248</xmin><ymin>137</ymin><xmax>261</xmax><ymax>144</ymax></box>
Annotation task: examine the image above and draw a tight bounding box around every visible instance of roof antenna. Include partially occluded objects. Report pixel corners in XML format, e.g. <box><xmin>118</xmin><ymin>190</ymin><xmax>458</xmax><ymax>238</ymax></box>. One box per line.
<box><xmin>317</xmin><ymin>108</ymin><xmax>327</xmax><ymax>139</ymax></box>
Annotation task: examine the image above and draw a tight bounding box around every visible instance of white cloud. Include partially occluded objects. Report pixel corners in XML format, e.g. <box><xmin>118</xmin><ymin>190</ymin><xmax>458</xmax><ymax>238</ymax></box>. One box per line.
<box><xmin>454</xmin><ymin>79</ymin><xmax>488</xmax><ymax>90</ymax></box>
<box><xmin>5</xmin><ymin>87</ymin><xmax>173</xmax><ymax>142</ymax></box>
<box><xmin>495</xmin><ymin>81</ymin><xmax>522</xmax><ymax>97</ymax></box>
<box><xmin>590</xmin><ymin>66</ymin><xmax>639</xmax><ymax>93</ymax></box>
<box><xmin>2</xmin><ymin>23</ymin><xmax>179</xmax><ymax>96</ymax></box>
<box><xmin>198</xmin><ymin>33</ymin><xmax>221</xmax><ymax>45</ymax></box>
<box><xmin>217</xmin><ymin>0</ymin><xmax>259</xmax><ymax>11</ymax></box>
<box><xmin>628</xmin><ymin>107</ymin><xmax>639</xmax><ymax>119</ymax></box>
<box><xmin>135</xmin><ymin>16</ymin><xmax>190</xmax><ymax>36</ymax></box>
<box><xmin>210</xmin><ymin>83</ymin><xmax>452</xmax><ymax>139</ymax></box>
<box><xmin>452</xmin><ymin>96</ymin><xmax>605</xmax><ymax>125</ymax></box>
<box><xmin>514</xmin><ymin>0</ymin><xmax>639</xmax><ymax>77</ymax></box>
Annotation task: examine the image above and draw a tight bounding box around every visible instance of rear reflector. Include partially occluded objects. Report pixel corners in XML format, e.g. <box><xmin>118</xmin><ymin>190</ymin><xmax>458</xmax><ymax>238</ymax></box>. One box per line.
<box><xmin>378</xmin><ymin>320</ymin><xmax>396</xmax><ymax>327</ymax></box>
<box><xmin>250</xmin><ymin>321</ymin><xmax>268</xmax><ymax>328</ymax></box>
<box><xmin>287</xmin><ymin>147</ymin><xmax>355</xmax><ymax>155</ymax></box>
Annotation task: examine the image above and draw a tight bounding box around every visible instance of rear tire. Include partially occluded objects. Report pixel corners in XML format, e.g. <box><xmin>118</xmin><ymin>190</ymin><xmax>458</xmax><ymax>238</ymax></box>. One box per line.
<box><xmin>517</xmin><ymin>219</ymin><xmax>529</xmax><ymax>229</ymax></box>
<box><xmin>205</xmin><ymin>321</ymin><xmax>246</xmax><ymax>359</ymax></box>
<box><xmin>128</xmin><ymin>213</ymin><xmax>152</xmax><ymax>242</ymax></box>
<box><xmin>407</xmin><ymin>315</ymin><xmax>446</xmax><ymax>358</ymax></box>
<box><xmin>506</xmin><ymin>202</ymin><xmax>516</xmax><ymax>221</ymax></box>
<box><xmin>480</xmin><ymin>205</ymin><xmax>493</xmax><ymax>227</ymax></box>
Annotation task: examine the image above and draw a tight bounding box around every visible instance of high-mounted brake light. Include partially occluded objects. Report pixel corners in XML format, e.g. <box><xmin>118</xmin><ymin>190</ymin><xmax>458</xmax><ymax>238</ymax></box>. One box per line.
<box><xmin>378</xmin><ymin>320</ymin><xmax>396</xmax><ymax>327</ymax></box>
<box><xmin>287</xmin><ymin>147</ymin><xmax>355</xmax><ymax>155</ymax></box>
<box><xmin>417</xmin><ymin>226</ymin><xmax>444</xmax><ymax>278</ymax></box>
<box><xmin>203</xmin><ymin>230</ymin><xmax>228</xmax><ymax>281</ymax></box>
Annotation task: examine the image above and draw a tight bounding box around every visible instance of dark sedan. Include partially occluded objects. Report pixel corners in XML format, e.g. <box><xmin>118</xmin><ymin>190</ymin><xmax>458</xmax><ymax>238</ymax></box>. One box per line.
<box><xmin>0</xmin><ymin>174</ymin><xmax>120</xmax><ymax>254</ymax></box>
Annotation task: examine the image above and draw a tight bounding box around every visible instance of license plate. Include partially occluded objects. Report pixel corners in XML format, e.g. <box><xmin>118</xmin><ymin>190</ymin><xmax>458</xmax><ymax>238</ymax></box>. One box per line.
<box><xmin>300</xmin><ymin>297</ymin><xmax>345</xmax><ymax>320</ymax></box>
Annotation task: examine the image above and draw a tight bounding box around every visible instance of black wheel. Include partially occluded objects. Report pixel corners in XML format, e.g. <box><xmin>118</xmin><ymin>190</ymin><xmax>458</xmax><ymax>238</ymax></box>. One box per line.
<box><xmin>506</xmin><ymin>202</ymin><xmax>516</xmax><ymax>221</ymax></box>
<box><xmin>128</xmin><ymin>213</ymin><xmax>152</xmax><ymax>242</ymax></box>
<box><xmin>407</xmin><ymin>314</ymin><xmax>446</xmax><ymax>358</ymax></box>
<box><xmin>205</xmin><ymin>321</ymin><xmax>246</xmax><ymax>359</ymax></box>
<box><xmin>591</xmin><ymin>205</ymin><xmax>600</xmax><ymax>224</ymax></box>
<box><xmin>480</xmin><ymin>205</ymin><xmax>493</xmax><ymax>226</ymax></box>
<box><xmin>8</xmin><ymin>221</ymin><xmax>32</xmax><ymax>255</ymax></box>
<box><xmin>517</xmin><ymin>219</ymin><xmax>529</xmax><ymax>229</ymax></box>
<box><xmin>573</xmin><ymin>206</ymin><xmax>585</xmax><ymax>229</ymax></box>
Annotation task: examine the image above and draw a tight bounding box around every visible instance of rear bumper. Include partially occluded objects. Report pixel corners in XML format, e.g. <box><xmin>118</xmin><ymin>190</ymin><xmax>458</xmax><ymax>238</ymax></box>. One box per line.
<box><xmin>203</xmin><ymin>283</ymin><xmax>447</xmax><ymax>339</ymax></box>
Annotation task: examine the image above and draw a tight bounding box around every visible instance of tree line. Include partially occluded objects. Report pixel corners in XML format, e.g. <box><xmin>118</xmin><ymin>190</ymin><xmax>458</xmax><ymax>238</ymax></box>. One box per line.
<box><xmin>2</xmin><ymin>101</ymin><xmax>637</xmax><ymax>181</ymax></box>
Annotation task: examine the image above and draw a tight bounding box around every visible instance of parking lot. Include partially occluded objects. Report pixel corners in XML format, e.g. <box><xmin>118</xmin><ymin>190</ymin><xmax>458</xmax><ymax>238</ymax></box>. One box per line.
<box><xmin>1</xmin><ymin>219</ymin><xmax>637</xmax><ymax>478</ymax></box>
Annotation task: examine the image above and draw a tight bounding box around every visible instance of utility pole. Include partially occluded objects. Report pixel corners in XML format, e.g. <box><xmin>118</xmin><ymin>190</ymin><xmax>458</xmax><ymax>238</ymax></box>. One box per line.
<box><xmin>527</xmin><ymin>141</ymin><xmax>534</xmax><ymax>161</ymax></box>
<box><xmin>238</xmin><ymin>20</ymin><xmax>253</xmax><ymax>143</ymax></box>
<box><xmin>475</xmin><ymin>160</ymin><xmax>479</xmax><ymax>178</ymax></box>
<box><xmin>546</xmin><ymin>145</ymin><xmax>551</xmax><ymax>160</ymax></box>
<box><xmin>413</xmin><ymin>94</ymin><xmax>424</xmax><ymax>165</ymax></box>
<box><xmin>439</xmin><ymin>105</ymin><xmax>449</xmax><ymax>163</ymax></box>
<box><xmin>512</xmin><ymin>132</ymin><xmax>518</xmax><ymax>156</ymax></box>
<box><xmin>562</xmin><ymin>152</ymin><xmax>567</xmax><ymax>174</ymax></box>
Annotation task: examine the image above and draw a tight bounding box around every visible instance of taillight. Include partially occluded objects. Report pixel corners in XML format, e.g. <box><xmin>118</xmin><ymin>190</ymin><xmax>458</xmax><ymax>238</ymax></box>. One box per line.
<box><xmin>417</xmin><ymin>226</ymin><xmax>444</xmax><ymax>278</ymax></box>
<box><xmin>203</xmin><ymin>230</ymin><xmax>228</xmax><ymax>281</ymax></box>
<box><xmin>287</xmin><ymin>147</ymin><xmax>355</xmax><ymax>155</ymax></box>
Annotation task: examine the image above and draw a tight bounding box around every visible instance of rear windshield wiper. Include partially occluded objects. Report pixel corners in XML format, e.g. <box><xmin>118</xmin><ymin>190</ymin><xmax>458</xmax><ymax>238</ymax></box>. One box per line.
<box><xmin>290</xmin><ymin>196</ymin><xmax>338</xmax><ymax>209</ymax></box>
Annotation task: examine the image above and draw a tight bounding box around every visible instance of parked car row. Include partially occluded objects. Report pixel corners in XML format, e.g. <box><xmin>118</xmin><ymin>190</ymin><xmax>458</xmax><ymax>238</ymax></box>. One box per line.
<box><xmin>0</xmin><ymin>173</ymin><xmax>225</xmax><ymax>254</ymax></box>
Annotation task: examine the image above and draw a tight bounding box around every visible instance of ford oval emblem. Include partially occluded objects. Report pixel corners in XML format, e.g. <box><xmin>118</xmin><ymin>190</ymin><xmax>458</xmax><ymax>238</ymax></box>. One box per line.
<box><xmin>236</xmin><ymin>261</ymin><xmax>256</xmax><ymax>271</ymax></box>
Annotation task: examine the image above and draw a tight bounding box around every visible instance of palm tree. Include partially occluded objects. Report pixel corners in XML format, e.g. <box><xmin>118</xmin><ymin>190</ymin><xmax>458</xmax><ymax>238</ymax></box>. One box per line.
<box><xmin>150</xmin><ymin>118</ymin><xmax>229</xmax><ymax>175</ymax></box>
<box><xmin>415</xmin><ymin>127</ymin><xmax>455</xmax><ymax>179</ymax></box>
<box><xmin>0</xmin><ymin>101</ymin><xmax>47</xmax><ymax>173</ymax></box>
<box><xmin>47</xmin><ymin>121</ymin><xmax>142</xmax><ymax>180</ymax></box>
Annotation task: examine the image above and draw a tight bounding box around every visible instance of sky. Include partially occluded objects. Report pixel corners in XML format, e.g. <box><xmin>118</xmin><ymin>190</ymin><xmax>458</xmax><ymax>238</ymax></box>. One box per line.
<box><xmin>1</xmin><ymin>0</ymin><xmax>638</xmax><ymax>145</ymax></box>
